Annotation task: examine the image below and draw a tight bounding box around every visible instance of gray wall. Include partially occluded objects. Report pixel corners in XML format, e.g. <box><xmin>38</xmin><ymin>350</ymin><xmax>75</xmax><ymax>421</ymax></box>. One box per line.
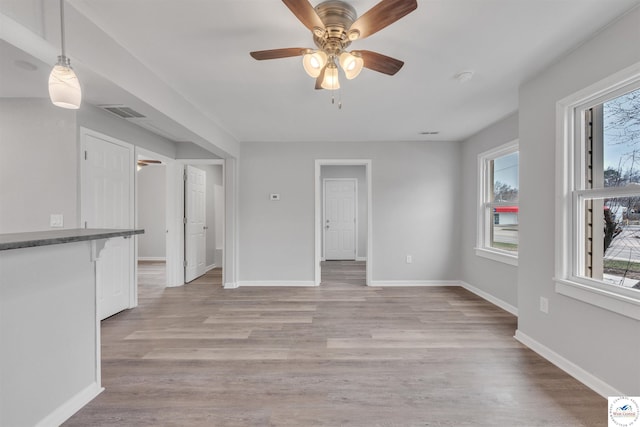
<box><xmin>320</xmin><ymin>165</ymin><xmax>367</xmax><ymax>259</ymax></box>
<box><xmin>518</xmin><ymin>6</ymin><xmax>640</xmax><ymax>394</ymax></box>
<box><xmin>0</xmin><ymin>99</ymin><xmax>78</xmax><ymax>233</ymax></box>
<box><xmin>137</xmin><ymin>165</ymin><xmax>166</xmax><ymax>259</ymax></box>
<box><xmin>460</xmin><ymin>112</ymin><xmax>519</xmax><ymax>309</ymax></box>
<box><xmin>238</xmin><ymin>141</ymin><xmax>462</xmax><ymax>282</ymax></box>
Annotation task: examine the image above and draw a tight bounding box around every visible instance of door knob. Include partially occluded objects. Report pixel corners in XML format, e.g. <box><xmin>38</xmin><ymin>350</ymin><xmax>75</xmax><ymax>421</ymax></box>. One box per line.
<box><xmin>203</xmin><ymin>226</ymin><xmax>209</xmax><ymax>230</ymax></box>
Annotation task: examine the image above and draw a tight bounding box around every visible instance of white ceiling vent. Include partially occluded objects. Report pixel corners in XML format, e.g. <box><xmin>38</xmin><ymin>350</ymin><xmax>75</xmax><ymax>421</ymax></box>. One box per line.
<box><xmin>100</xmin><ymin>105</ymin><xmax>146</xmax><ymax>119</ymax></box>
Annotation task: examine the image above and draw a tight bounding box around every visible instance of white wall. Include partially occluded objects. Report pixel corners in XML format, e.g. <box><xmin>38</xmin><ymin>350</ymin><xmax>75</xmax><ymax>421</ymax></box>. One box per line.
<box><xmin>518</xmin><ymin>6</ymin><xmax>640</xmax><ymax>394</ymax></box>
<box><xmin>0</xmin><ymin>99</ymin><xmax>77</xmax><ymax>233</ymax></box>
<box><xmin>238</xmin><ymin>141</ymin><xmax>462</xmax><ymax>283</ymax></box>
<box><xmin>320</xmin><ymin>165</ymin><xmax>367</xmax><ymax>259</ymax></box>
<box><xmin>137</xmin><ymin>165</ymin><xmax>166</xmax><ymax>259</ymax></box>
<box><xmin>460</xmin><ymin>112</ymin><xmax>519</xmax><ymax>310</ymax></box>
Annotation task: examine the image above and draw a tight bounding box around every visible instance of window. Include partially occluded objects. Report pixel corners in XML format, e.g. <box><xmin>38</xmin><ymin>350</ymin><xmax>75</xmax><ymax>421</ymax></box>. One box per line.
<box><xmin>476</xmin><ymin>141</ymin><xmax>519</xmax><ymax>266</ymax></box>
<box><xmin>556</xmin><ymin>67</ymin><xmax>640</xmax><ymax>320</ymax></box>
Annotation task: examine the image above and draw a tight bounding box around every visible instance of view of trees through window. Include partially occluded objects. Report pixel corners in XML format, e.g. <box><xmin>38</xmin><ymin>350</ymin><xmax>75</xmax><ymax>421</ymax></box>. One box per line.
<box><xmin>600</xmin><ymin>87</ymin><xmax>640</xmax><ymax>291</ymax></box>
<box><xmin>490</xmin><ymin>151</ymin><xmax>519</xmax><ymax>252</ymax></box>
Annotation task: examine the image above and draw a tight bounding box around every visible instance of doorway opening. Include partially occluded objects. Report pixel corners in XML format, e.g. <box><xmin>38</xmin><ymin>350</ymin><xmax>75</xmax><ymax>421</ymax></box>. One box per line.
<box><xmin>315</xmin><ymin>160</ymin><xmax>372</xmax><ymax>286</ymax></box>
<box><xmin>179</xmin><ymin>160</ymin><xmax>225</xmax><ymax>285</ymax></box>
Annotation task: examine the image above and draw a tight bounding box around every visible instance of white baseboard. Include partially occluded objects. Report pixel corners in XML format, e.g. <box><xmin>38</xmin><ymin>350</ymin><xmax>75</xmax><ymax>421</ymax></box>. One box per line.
<box><xmin>355</xmin><ymin>257</ymin><xmax>367</xmax><ymax>261</ymax></box>
<box><xmin>459</xmin><ymin>281</ymin><xmax>518</xmax><ymax>316</ymax></box>
<box><xmin>206</xmin><ymin>263</ymin><xmax>217</xmax><ymax>272</ymax></box>
<box><xmin>237</xmin><ymin>280</ymin><xmax>317</xmax><ymax>287</ymax></box>
<box><xmin>223</xmin><ymin>282</ymin><xmax>238</xmax><ymax>289</ymax></box>
<box><xmin>137</xmin><ymin>257</ymin><xmax>166</xmax><ymax>262</ymax></box>
<box><xmin>369</xmin><ymin>280</ymin><xmax>460</xmax><ymax>287</ymax></box>
<box><xmin>514</xmin><ymin>330</ymin><xmax>622</xmax><ymax>398</ymax></box>
<box><xmin>35</xmin><ymin>382</ymin><xmax>103</xmax><ymax>427</ymax></box>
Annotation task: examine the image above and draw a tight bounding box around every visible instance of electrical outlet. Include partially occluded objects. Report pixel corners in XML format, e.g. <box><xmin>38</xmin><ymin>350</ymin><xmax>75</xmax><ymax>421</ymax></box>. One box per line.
<box><xmin>539</xmin><ymin>297</ymin><xmax>549</xmax><ymax>314</ymax></box>
<box><xmin>406</xmin><ymin>255</ymin><xmax>412</xmax><ymax>264</ymax></box>
<box><xmin>50</xmin><ymin>214</ymin><xmax>63</xmax><ymax>228</ymax></box>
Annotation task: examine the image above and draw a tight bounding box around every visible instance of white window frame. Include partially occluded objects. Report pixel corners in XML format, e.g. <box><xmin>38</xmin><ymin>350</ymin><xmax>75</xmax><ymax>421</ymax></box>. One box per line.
<box><xmin>476</xmin><ymin>140</ymin><xmax>519</xmax><ymax>266</ymax></box>
<box><xmin>555</xmin><ymin>62</ymin><xmax>640</xmax><ymax>320</ymax></box>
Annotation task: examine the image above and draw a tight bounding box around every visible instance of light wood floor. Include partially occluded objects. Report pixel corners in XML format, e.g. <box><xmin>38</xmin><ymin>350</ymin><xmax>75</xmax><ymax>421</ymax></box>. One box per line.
<box><xmin>64</xmin><ymin>261</ymin><xmax>604</xmax><ymax>426</ymax></box>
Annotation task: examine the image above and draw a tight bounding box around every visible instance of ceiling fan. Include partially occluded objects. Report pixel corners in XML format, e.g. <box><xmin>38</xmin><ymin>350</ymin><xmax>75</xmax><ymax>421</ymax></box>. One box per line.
<box><xmin>137</xmin><ymin>159</ymin><xmax>162</xmax><ymax>170</ymax></box>
<box><xmin>250</xmin><ymin>0</ymin><xmax>418</xmax><ymax>91</ymax></box>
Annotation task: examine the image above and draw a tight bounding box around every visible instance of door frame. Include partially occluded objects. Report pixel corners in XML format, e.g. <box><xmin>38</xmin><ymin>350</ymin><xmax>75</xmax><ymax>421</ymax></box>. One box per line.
<box><xmin>79</xmin><ymin>127</ymin><xmax>136</xmax><ymax>309</ymax></box>
<box><xmin>322</xmin><ymin>178</ymin><xmax>358</xmax><ymax>261</ymax></box>
<box><xmin>134</xmin><ymin>147</ymin><xmax>179</xmax><ymax>287</ymax></box>
<box><xmin>174</xmin><ymin>159</ymin><xmax>227</xmax><ymax>287</ymax></box>
<box><xmin>315</xmin><ymin>159</ymin><xmax>372</xmax><ymax>286</ymax></box>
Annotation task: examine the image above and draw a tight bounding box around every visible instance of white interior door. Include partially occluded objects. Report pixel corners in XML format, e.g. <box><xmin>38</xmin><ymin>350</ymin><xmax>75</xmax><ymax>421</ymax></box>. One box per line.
<box><xmin>81</xmin><ymin>129</ymin><xmax>134</xmax><ymax>320</ymax></box>
<box><xmin>324</xmin><ymin>179</ymin><xmax>356</xmax><ymax>260</ymax></box>
<box><xmin>185</xmin><ymin>165</ymin><xmax>206</xmax><ymax>282</ymax></box>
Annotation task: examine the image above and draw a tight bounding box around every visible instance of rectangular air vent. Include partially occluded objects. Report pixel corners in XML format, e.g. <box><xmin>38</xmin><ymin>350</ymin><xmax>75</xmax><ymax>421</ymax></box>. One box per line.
<box><xmin>101</xmin><ymin>105</ymin><xmax>146</xmax><ymax>119</ymax></box>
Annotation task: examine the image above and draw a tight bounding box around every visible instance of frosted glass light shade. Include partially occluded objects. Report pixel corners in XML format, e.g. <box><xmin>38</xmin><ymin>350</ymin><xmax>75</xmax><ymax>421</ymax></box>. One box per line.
<box><xmin>48</xmin><ymin>60</ymin><xmax>81</xmax><ymax>109</ymax></box>
<box><xmin>302</xmin><ymin>51</ymin><xmax>327</xmax><ymax>78</ymax></box>
<box><xmin>339</xmin><ymin>52</ymin><xmax>363</xmax><ymax>80</ymax></box>
<box><xmin>320</xmin><ymin>65</ymin><xmax>340</xmax><ymax>90</ymax></box>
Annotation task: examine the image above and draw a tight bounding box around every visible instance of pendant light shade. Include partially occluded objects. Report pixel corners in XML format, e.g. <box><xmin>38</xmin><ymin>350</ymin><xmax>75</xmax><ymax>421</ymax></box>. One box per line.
<box><xmin>339</xmin><ymin>51</ymin><xmax>364</xmax><ymax>80</ymax></box>
<box><xmin>49</xmin><ymin>0</ymin><xmax>81</xmax><ymax>109</ymax></box>
<box><xmin>49</xmin><ymin>56</ymin><xmax>81</xmax><ymax>109</ymax></box>
<box><xmin>302</xmin><ymin>50</ymin><xmax>327</xmax><ymax>78</ymax></box>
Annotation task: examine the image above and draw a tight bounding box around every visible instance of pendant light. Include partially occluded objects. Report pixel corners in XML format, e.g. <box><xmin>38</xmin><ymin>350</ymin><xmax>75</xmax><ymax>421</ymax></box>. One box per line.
<box><xmin>49</xmin><ymin>0</ymin><xmax>82</xmax><ymax>109</ymax></box>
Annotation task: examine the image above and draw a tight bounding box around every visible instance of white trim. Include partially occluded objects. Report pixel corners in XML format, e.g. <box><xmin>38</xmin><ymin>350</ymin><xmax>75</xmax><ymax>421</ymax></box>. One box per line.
<box><xmin>459</xmin><ymin>281</ymin><xmax>518</xmax><ymax>316</ymax></box>
<box><xmin>555</xmin><ymin>62</ymin><xmax>640</xmax><ymax>318</ymax></box>
<box><xmin>476</xmin><ymin>140</ymin><xmax>519</xmax><ymax>265</ymax></box>
<box><xmin>206</xmin><ymin>263</ymin><xmax>217</xmax><ymax>272</ymax></box>
<box><xmin>355</xmin><ymin>256</ymin><xmax>367</xmax><ymax>262</ymax></box>
<box><xmin>223</xmin><ymin>282</ymin><xmax>238</xmax><ymax>289</ymax></box>
<box><xmin>34</xmin><ymin>383</ymin><xmax>104</xmax><ymax>427</ymax></box>
<box><xmin>236</xmin><ymin>281</ymin><xmax>317</xmax><ymax>287</ymax></box>
<box><xmin>474</xmin><ymin>247</ymin><xmax>518</xmax><ymax>266</ymax></box>
<box><xmin>137</xmin><ymin>257</ymin><xmax>167</xmax><ymax>262</ymax></box>
<box><xmin>555</xmin><ymin>278</ymin><xmax>640</xmax><ymax>320</ymax></box>
<box><xmin>514</xmin><ymin>330</ymin><xmax>622</xmax><ymax>398</ymax></box>
<box><xmin>315</xmin><ymin>160</ymin><xmax>372</xmax><ymax>286</ymax></box>
<box><xmin>369</xmin><ymin>280</ymin><xmax>461</xmax><ymax>287</ymax></box>
<box><xmin>322</xmin><ymin>178</ymin><xmax>358</xmax><ymax>260</ymax></box>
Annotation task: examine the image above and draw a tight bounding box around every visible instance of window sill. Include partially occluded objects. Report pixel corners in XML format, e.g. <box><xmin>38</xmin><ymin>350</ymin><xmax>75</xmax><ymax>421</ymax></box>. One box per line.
<box><xmin>475</xmin><ymin>247</ymin><xmax>518</xmax><ymax>266</ymax></box>
<box><xmin>554</xmin><ymin>278</ymin><xmax>640</xmax><ymax>320</ymax></box>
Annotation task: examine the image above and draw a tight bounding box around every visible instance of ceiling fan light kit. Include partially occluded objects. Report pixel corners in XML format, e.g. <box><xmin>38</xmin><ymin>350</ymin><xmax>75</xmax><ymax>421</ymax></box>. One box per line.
<box><xmin>49</xmin><ymin>0</ymin><xmax>82</xmax><ymax>109</ymax></box>
<box><xmin>250</xmin><ymin>0</ymin><xmax>417</xmax><ymax>95</ymax></box>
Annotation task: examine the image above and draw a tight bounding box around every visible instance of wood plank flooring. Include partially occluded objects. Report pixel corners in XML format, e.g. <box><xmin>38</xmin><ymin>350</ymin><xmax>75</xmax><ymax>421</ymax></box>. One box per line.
<box><xmin>64</xmin><ymin>261</ymin><xmax>604</xmax><ymax>426</ymax></box>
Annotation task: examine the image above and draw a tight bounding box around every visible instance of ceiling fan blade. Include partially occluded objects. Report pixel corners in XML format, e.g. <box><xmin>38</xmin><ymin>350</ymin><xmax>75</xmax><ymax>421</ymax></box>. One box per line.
<box><xmin>250</xmin><ymin>48</ymin><xmax>307</xmax><ymax>60</ymax></box>
<box><xmin>349</xmin><ymin>0</ymin><xmax>417</xmax><ymax>40</ymax></box>
<box><xmin>355</xmin><ymin>50</ymin><xmax>404</xmax><ymax>75</ymax></box>
<box><xmin>315</xmin><ymin>66</ymin><xmax>327</xmax><ymax>90</ymax></box>
<box><xmin>282</xmin><ymin>0</ymin><xmax>324</xmax><ymax>32</ymax></box>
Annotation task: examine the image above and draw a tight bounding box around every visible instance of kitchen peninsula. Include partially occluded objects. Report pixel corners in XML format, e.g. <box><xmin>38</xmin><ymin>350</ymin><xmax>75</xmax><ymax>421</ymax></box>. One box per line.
<box><xmin>0</xmin><ymin>228</ymin><xmax>143</xmax><ymax>427</ymax></box>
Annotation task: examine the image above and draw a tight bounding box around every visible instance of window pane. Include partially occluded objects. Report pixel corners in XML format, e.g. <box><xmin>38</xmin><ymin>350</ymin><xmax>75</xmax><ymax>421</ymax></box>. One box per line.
<box><xmin>603</xmin><ymin>88</ymin><xmax>640</xmax><ymax>188</ymax></box>
<box><xmin>490</xmin><ymin>206</ymin><xmax>518</xmax><ymax>252</ymax></box>
<box><xmin>492</xmin><ymin>152</ymin><xmax>519</xmax><ymax>202</ymax></box>
<box><xmin>581</xmin><ymin>197</ymin><xmax>640</xmax><ymax>292</ymax></box>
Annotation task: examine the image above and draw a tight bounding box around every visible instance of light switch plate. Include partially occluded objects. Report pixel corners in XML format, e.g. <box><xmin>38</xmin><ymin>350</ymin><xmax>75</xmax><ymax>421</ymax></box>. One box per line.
<box><xmin>270</xmin><ymin>194</ymin><xmax>280</xmax><ymax>201</ymax></box>
<box><xmin>50</xmin><ymin>214</ymin><xmax>64</xmax><ymax>228</ymax></box>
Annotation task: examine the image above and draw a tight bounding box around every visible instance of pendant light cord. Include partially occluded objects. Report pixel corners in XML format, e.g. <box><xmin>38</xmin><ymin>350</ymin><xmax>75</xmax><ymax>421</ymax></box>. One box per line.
<box><xmin>59</xmin><ymin>0</ymin><xmax>66</xmax><ymax>58</ymax></box>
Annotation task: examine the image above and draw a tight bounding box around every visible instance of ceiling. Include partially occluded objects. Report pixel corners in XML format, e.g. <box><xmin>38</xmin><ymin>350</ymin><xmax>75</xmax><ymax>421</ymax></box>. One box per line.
<box><xmin>2</xmin><ymin>0</ymin><xmax>640</xmax><ymax>149</ymax></box>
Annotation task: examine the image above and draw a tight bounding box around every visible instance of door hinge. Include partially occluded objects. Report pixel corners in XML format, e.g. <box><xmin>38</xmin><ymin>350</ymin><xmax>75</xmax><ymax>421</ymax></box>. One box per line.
<box><xmin>183</xmin><ymin>217</ymin><xmax>187</xmax><ymax>224</ymax></box>
<box><xmin>84</xmin><ymin>150</ymin><xmax>88</xmax><ymax>160</ymax></box>
<box><xmin>183</xmin><ymin>170</ymin><xmax>187</xmax><ymax>181</ymax></box>
<box><xmin>183</xmin><ymin>260</ymin><xmax>188</xmax><ymax>268</ymax></box>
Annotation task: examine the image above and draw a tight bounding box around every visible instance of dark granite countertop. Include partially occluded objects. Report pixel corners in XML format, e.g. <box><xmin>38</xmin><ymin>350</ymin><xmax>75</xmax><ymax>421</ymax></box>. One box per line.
<box><xmin>0</xmin><ymin>228</ymin><xmax>144</xmax><ymax>251</ymax></box>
